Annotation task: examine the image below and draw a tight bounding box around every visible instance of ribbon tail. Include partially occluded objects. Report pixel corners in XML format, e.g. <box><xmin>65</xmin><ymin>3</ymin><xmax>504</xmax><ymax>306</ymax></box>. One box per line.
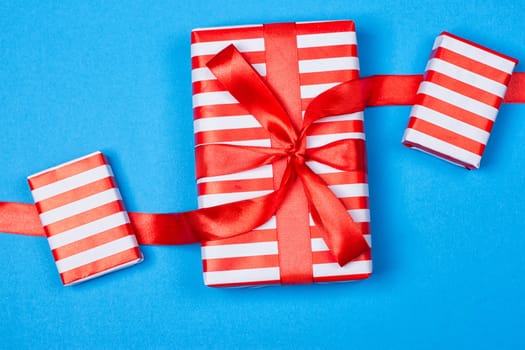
<box><xmin>295</xmin><ymin>162</ymin><xmax>369</xmax><ymax>266</ymax></box>
<box><xmin>0</xmin><ymin>202</ymin><xmax>44</xmax><ymax>236</ymax></box>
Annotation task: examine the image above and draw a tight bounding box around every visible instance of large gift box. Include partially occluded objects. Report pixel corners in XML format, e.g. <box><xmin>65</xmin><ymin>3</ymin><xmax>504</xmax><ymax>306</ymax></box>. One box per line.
<box><xmin>191</xmin><ymin>20</ymin><xmax>372</xmax><ymax>287</ymax></box>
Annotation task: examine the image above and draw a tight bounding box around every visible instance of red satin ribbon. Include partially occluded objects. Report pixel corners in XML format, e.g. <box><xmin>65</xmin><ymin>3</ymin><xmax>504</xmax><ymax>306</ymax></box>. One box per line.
<box><xmin>2</xmin><ymin>71</ymin><xmax>525</xmax><ymax>260</ymax></box>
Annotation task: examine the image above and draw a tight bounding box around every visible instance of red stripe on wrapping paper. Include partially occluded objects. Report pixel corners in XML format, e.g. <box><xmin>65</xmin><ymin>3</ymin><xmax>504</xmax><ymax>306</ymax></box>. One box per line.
<box><xmin>195</xmin><ymin>127</ymin><xmax>269</xmax><ymax>145</ymax></box>
<box><xmin>312</xmin><ymin>250</ymin><xmax>371</xmax><ymax>264</ymax></box>
<box><xmin>202</xmin><ymin>229</ymin><xmax>277</xmax><ymax>246</ymax></box>
<box><xmin>408</xmin><ymin>117</ymin><xmax>486</xmax><ymax>155</ymax></box>
<box><xmin>193</xmin><ymin>80</ymin><xmax>228</xmax><ymax>94</ymax></box>
<box><xmin>297</xmin><ymin>45</ymin><xmax>358</xmax><ymax>60</ymax></box>
<box><xmin>51</xmin><ymin>224</ymin><xmax>134</xmax><ymax>261</ymax></box>
<box><xmin>36</xmin><ymin>177</ymin><xmax>117</xmax><ymax>212</ymax></box>
<box><xmin>313</xmin><ymin>273</ymin><xmax>371</xmax><ymax>283</ymax></box>
<box><xmin>295</xmin><ymin>21</ymin><xmax>355</xmax><ymax>34</ymax></box>
<box><xmin>191</xmin><ymin>25</ymin><xmax>263</xmax><ymax>43</ymax></box>
<box><xmin>310</xmin><ymin>223</ymin><xmax>370</xmax><ymax>238</ymax></box>
<box><xmin>299</xmin><ymin>70</ymin><xmax>359</xmax><ymax>85</ymax></box>
<box><xmin>206</xmin><ymin>280</ymin><xmax>280</xmax><ymax>288</ymax></box>
<box><xmin>193</xmin><ymin>104</ymin><xmax>250</xmax><ymax>119</ymax></box>
<box><xmin>59</xmin><ymin>246</ymin><xmax>142</xmax><ymax>285</ymax></box>
<box><xmin>424</xmin><ymin>70</ymin><xmax>503</xmax><ymax>107</ymax></box>
<box><xmin>432</xmin><ymin>47</ymin><xmax>512</xmax><ymax>84</ymax></box>
<box><xmin>198</xmin><ymin>178</ymin><xmax>275</xmax><ymax>195</ymax></box>
<box><xmin>28</xmin><ymin>152</ymin><xmax>106</xmax><ymax>189</ymax></box>
<box><xmin>203</xmin><ymin>254</ymin><xmax>279</xmax><ymax>272</ymax></box>
<box><xmin>315</xmin><ymin>171</ymin><xmax>367</xmax><ymax>186</ymax></box>
<box><xmin>339</xmin><ymin>197</ymin><xmax>369</xmax><ymax>210</ymax></box>
<box><xmin>44</xmin><ymin>201</ymin><xmax>125</xmax><ymax>236</ymax></box>
<box><xmin>192</xmin><ymin>51</ymin><xmax>265</xmax><ymax>69</ymax></box>
<box><xmin>402</xmin><ymin>138</ymin><xmax>478</xmax><ymax>169</ymax></box>
<box><xmin>306</xmin><ymin>119</ymin><xmax>364</xmax><ymax>136</ymax></box>
<box><xmin>416</xmin><ymin>94</ymin><xmax>494</xmax><ymax>132</ymax></box>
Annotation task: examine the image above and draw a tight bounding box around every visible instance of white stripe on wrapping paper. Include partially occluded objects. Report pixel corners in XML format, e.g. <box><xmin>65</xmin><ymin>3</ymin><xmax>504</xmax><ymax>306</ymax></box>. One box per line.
<box><xmin>39</xmin><ymin>189</ymin><xmax>122</xmax><ymax>226</ymax></box>
<box><xmin>418</xmin><ymin>81</ymin><xmax>498</xmax><ymax>121</ymax></box>
<box><xmin>426</xmin><ymin>58</ymin><xmax>508</xmax><ymax>97</ymax></box>
<box><xmin>30</xmin><ymin>165</ymin><xmax>113</xmax><ymax>202</ymax></box>
<box><xmin>255</xmin><ymin>216</ymin><xmax>277</xmax><ymax>230</ymax></box>
<box><xmin>193</xmin><ymin>91</ymin><xmax>237</xmax><ymax>107</ymax></box>
<box><xmin>306</xmin><ymin>161</ymin><xmax>343</xmax><ymax>174</ymax></box>
<box><xmin>328</xmin><ymin>183</ymin><xmax>369</xmax><ymax>198</ymax></box>
<box><xmin>192</xmin><ymin>64</ymin><xmax>267</xmax><ymax>83</ymax></box>
<box><xmin>432</xmin><ymin>34</ymin><xmax>516</xmax><ymax>73</ymax></box>
<box><xmin>194</xmin><ymin>115</ymin><xmax>262</xmax><ymax>132</ymax></box>
<box><xmin>191</xmin><ymin>38</ymin><xmax>265</xmax><ymax>57</ymax></box>
<box><xmin>313</xmin><ymin>260</ymin><xmax>372</xmax><ymax>278</ymax></box>
<box><xmin>55</xmin><ymin>236</ymin><xmax>138</xmax><ymax>273</ymax></box>
<box><xmin>308</xmin><ymin>209</ymin><xmax>369</xmax><ymax>226</ymax></box>
<box><xmin>402</xmin><ymin>128</ymin><xmax>482</xmax><ymax>167</ymax></box>
<box><xmin>47</xmin><ymin>212</ymin><xmax>130</xmax><ymax>249</ymax></box>
<box><xmin>198</xmin><ymin>190</ymin><xmax>273</xmax><ymax>208</ymax></box>
<box><xmin>300</xmin><ymin>83</ymin><xmax>340</xmax><ymax>99</ymax></box>
<box><xmin>311</xmin><ymin>235</ymin><xmax>372</xmax><ymax>251</ymax></box>
<box><xmin>204</xmin><ymin>139</ymin><xmax>272</xmax><ymax>148</ymax></box>
<box><xmin>306</xmin><ymin>132</ymin><xmax>365</xmax><ymax>148</ymax></box>
<box><xmin>297</xmin><ymin>31</ymin><xmax>357</xmax><ymax>48</ymax></box>
<box><xmin>197</xmin><ymin>164</ymin><xmax>273</xmax><ymax>184</ymax></box>
<box><xmin>204</xmin><ymin>267</ymin><xmax>280</xmax><ymax>285</ymax></box>
<box><xmin>312</xmin><ymin>112</ymin><xmax>364</xmax><ymax>123</ymax></box>
<box><xmin>411</xmin><ymin>105</ymin><xmax>490</xmax><ymax>144</ymax></box>
<box><xmin>202</xmin><ymin>241</ymin><xmax>278</xmax><ymax>259</ymax></box>
<box><xmin>298</xmin><ymin>57</ymin><xmax>360</xmax><ymax>73</ymax></box>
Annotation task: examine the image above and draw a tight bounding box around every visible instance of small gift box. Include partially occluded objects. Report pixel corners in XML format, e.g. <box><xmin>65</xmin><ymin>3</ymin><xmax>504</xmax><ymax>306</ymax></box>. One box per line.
<box><xmin>402</xmin><ymin>32</ymin><xmax>518</xmax><ymax>169</ymax></box>
<box><xmin>191</xmin><ymin>20</ymin><xmax>372</xmax><ymax>287</ymax></box>
<box><xmin>28</xmin><ymin>151</ymin><xmax>143</xmax><ymax>285</ymax></box>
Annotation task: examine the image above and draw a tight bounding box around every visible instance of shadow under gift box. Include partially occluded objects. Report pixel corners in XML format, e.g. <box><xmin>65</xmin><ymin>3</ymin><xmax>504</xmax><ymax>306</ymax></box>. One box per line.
<box><xmin>402</xmin><ymin>32</ymin><xmax>518</xmax><ymax>169</ymax></box>
<box><xmin>28</xmin><ymin>151</ymin><xmax>143</xmax><ymax>285</ymax></box>
<box><xmin>191</xmin><ymin>20</ymin><xmax>372</xmax><ymax>287</ymax></box>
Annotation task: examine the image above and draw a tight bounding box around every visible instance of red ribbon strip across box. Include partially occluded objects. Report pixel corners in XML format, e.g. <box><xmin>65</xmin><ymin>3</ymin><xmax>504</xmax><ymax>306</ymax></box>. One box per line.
<box><xmin>402</xmin><ymin>32</ymin><xmax>518</xmax><ymax>169</ymax></box>
<box><xmin>191</xmin><ymin>20</ymin><xmax>372</xmax><ymax>286</ymax></box>
<box><xmin>27</xmin><ymin>152</ymin><xmax>143</xmax><ymax>285</ymax></box>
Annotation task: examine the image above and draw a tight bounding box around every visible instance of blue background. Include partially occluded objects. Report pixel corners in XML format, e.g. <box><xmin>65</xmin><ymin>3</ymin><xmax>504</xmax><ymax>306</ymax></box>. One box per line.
<box><xmin>1</xmin><ymin>1</ymin><xmax>524</xmax><ymax>348</ymax></box>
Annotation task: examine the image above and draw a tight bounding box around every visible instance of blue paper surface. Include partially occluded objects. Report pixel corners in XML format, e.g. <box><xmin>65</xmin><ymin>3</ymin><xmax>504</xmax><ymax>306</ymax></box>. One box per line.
<box><xmin>1</xmin><ymin>1</ymin><xmax>524</xmax><ymax>348</ymax></box>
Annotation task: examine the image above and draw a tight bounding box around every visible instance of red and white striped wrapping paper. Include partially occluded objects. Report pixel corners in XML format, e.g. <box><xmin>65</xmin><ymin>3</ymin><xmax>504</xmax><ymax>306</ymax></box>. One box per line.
<box><xmin>402</xmin><ymin>32</ymin><xmax>518</xmax><ymax>169</ymax></box>
<box><xmin>28</xmin><ymin>151</ymin><xmax>143</xmax><ymax>285</ymax></box>
<box><xmin>191</xmin><ymin>20</ymin><xmax>372</xmax><ymax>287</ymax></box>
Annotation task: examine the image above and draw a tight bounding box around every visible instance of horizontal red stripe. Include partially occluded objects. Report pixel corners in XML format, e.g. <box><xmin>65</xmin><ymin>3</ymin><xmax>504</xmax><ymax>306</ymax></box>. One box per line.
<box><xmin>310</xmin><ymin>223</ymin><xmax>370</xmax><ymax>238</ymax></box>
<box><xmin>60</xmin><ymin>247</ymin><xmax>142</xmax><ymax>285</ymax></box>
<box><xmin>313</xmin><ymin>273</ymin><xmax>371</xmax><ymax>283</ymax></box>
<box><xmin>28</xmin><ymin>153</ymin><xmax>106</xmax><ymax>189</ymax></box>
<box><xmin>315</xmin><ymin>170</ymin><xmax>367</xmax><ymax>185</ymax></box>
<box><xmin>312</xmin><ymin>250</ymin><xmax>371</xmax><ymax>264</ymax></box>
<box><xmin>402</xmin><ymin>137</ymin><xmax>476</xmax><ymax>169</ymax></box>
<box><xmin>425</xmin><ymin>70</ymin><xmax>502</xmax><ymax>108</ymax></box>
<box><xmin>194</xmin><ymin>104</ymin><xmax>250</xmax><ymax>119</ymax></box>
<box><xmin>408</xmin><ymin>117</ymin><xmax>485</xmax><ymax>155</ymax></box>
<box><xmin>307</xmin><ymin>119</ymin><xmax>364</xmax><ymax>136</ymax></box>
<box><xmin>202</xmin><ymin>229</ymin><xmax>277</xmax><ymax>246</ymax></box>
<box><xmin>299</xmin><ymin>70</ymin><xmax>359</xmax><ymax>86</ymax></box>
<box><xmin>52</xmin><ymin>224</ymin><xmax>134</xmax><ymax>260</ymax></box>
<box><xmin>432</xmin><ymin>47</ymin><xmax>512</xmax><ymax>85</ymax></box>
<box><xmin>203</xmin><ymin>254</ymin><xmax>279</xmax><ymax>272</ymax></box>
<box><xmin>206</xmin><ymin>279</ymin><xmax>281</xmax><ymax>287</ymax></box>
<box><xmin>195</xmin><ymin>127</ymin><xmax>269</xmax><ymax>145</ymax></box>
<box><xmin>441</xmin><ymin>32</ymin><xmax>518</xmax><ymax>65</ymax></box>
<box><xmin>44</xmin><ymin>200</ymin><xmax>125</xmax><ymax>236</ymax></box>
<box><xmin>191</xmin><ymin>26</ymin><xmax>263</xmax><ymax>43</ymax></box>
<box><xmin>192</xmin><ymin>51</ymin><xmax>266</xmax><ymax>70</ymax></box>
<box><xmin>36</xmin><ymin>177</ymin><xmax>116</xmax><ymax>212</ymax></box>
<box><xmin>339</xmin><ymin>196</ymin><xmax>369</xmax><ymax>211</ymax></box>
<box><xmin>416</xmin><ymin>94</ymin><xmax>494</xmax><ymax>132</ymax></box>
<box><xmin>295</xmin><ymin>21</ymin><xmax>355</xmax><ymax>35</ymax></box>
<box><xmin>193</xmin><ymin>79</ymin><xmax>227</xmax><ymax>94</ymax></box>
<box><xmin>198</xmin><ymin>177</ymin><xmax>275</xmax><ymax>195</ymax></box>
<box><xmin>297</xmin><ymin>45</ymin><xmax>357</xmax><ymax>60</ymax></box>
